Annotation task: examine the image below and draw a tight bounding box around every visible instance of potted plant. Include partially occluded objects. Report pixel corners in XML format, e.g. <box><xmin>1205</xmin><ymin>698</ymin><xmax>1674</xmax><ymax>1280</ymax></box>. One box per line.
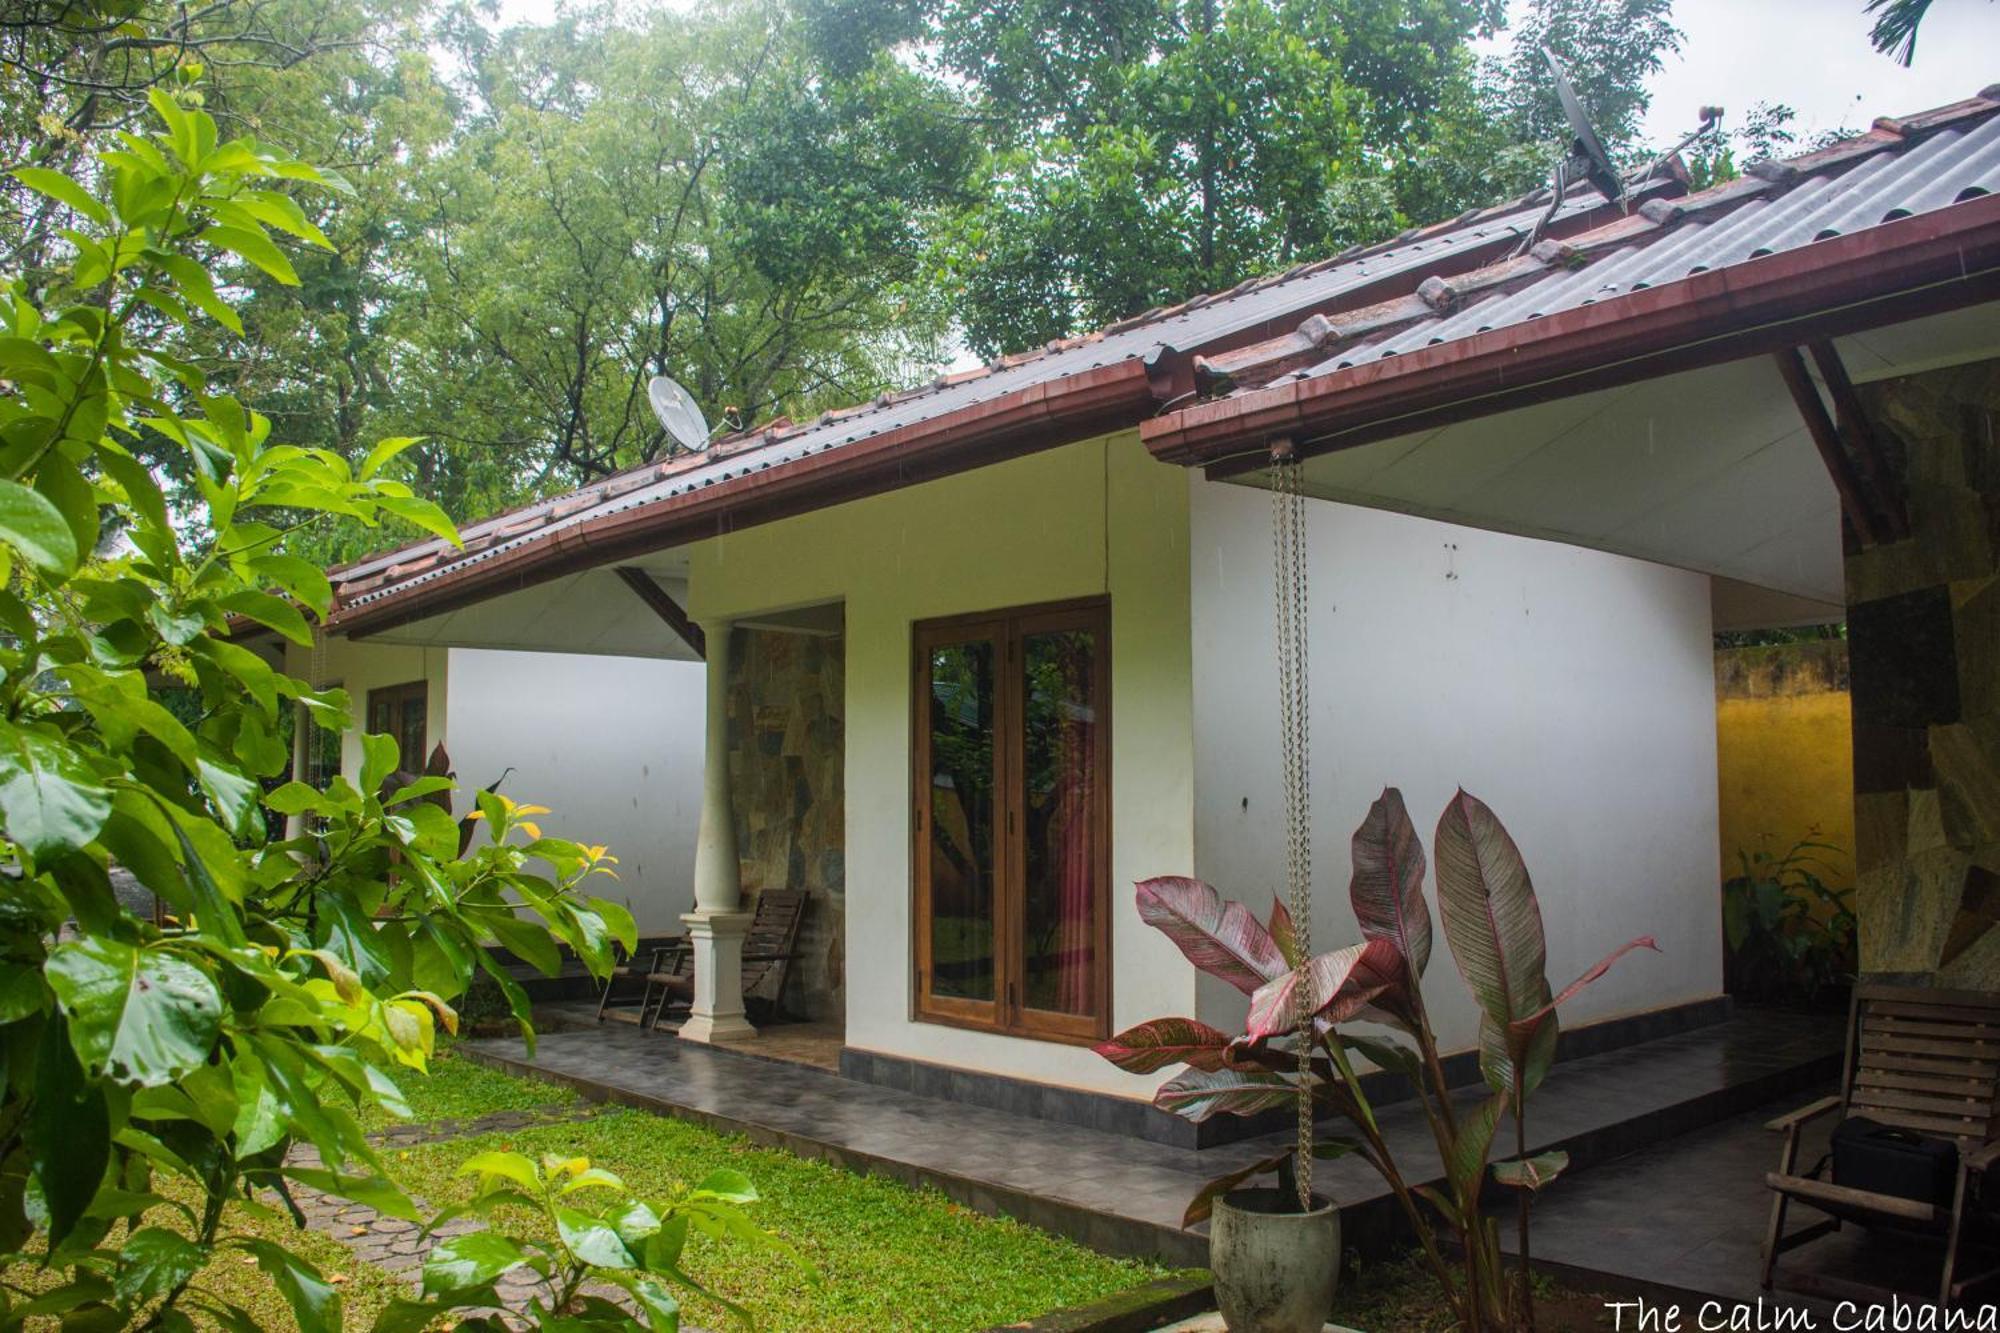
<box><xmin>1721</xmin><ymin>838</ymin><xmax>1856</xmax><ymax>1009</ymax></box>
<box><xmin>1096</xmin><ymin>788</ymin><xmax>1656</xmax><ymax>1332</ymax></box>
<box><xmin>1205</xmin><ymin>1181</ymin><xmax>1339</xmax><ymax>1332</ymax></box>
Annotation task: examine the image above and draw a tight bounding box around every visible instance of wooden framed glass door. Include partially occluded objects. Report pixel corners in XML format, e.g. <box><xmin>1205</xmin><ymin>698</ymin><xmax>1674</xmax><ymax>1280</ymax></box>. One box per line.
<box><xmin>913</xmin><ymin>598</ymin><xmax>1110</xmax><ymax>1041</ymax></box>
<box><xmin>367</xmin><ymin>680</ymin><xmax>429</xmax><ymax>775</ymax></box>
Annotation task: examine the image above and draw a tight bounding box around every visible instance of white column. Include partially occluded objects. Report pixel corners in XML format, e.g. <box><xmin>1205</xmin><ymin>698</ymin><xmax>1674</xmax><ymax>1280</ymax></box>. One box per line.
<box><xmin>681</xmin><ymin>617</ymin><xmax>756</xmax><ymax>1043</ymax></box>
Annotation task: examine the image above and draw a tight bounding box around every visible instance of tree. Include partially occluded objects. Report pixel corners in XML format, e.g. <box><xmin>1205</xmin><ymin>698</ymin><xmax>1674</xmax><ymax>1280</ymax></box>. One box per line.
<box><xmin>853</xmin><ymin>0</ymin><xmax>1682</xmax><ymax>357</ymax></box>
<box><xmin>0</xmin><ymin>80</ymin><xmax>664</xmax><ymax>1330</ymax></box>
<box><xmin>334</xmin><ymin>0</ymin><xmax>976</xmax><ymax>511</ymax></box>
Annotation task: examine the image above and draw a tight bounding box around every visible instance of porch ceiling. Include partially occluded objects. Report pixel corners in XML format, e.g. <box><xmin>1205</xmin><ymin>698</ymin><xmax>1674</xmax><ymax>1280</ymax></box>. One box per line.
<box><xmin>358</xmin><ymin>561</ymin><xmax>702</xmax><ymax>660</ymax></box>
<box><xmin>1252</xmin><ymin>301</ymin><xmax>2000</xmax><ymax>617</ymax></box>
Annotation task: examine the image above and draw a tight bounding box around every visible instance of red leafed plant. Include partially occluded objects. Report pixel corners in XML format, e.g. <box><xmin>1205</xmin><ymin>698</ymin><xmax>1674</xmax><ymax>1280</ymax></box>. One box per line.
<box><xmin>1096</xmin><ymin>788</ymin><xmax>1657</xmax><ymax>1333</ymax></box>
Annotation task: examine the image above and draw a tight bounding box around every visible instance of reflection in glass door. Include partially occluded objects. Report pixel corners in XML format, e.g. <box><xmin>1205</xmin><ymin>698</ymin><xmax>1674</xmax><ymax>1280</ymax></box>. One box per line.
<box><xmin>913</xmin><ymin>600</ymin><xmax>1108</xmax><ymax>1041</ymax></box>
<box><xmin>1021</xmin><ymin>626</ymin><xmax>1099</xmax><ymax>1019</ymax></box>
<box><xmin>923</xmin><ymin>634</ymin><xmax>998</xmax><ymax>1011</ymax></box>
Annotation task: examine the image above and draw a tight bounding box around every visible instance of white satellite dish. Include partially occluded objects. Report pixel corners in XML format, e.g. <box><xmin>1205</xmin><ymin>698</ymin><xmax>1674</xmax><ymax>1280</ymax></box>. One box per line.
<box><xmin>647</xmin><ymin>374</ymin><xmax>710</xmax><ymax>453</ymax></box>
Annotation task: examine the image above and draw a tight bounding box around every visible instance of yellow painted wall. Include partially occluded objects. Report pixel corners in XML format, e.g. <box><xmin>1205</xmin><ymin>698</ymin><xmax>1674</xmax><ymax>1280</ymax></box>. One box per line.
<box><xmin>1714</xmin><ymin>643</ymin><xmax>1854</xmax><ymax>885</ymax></box>
<box><xmin>685</xmin><ymin>428</ymin><xmax>1197</xmax><ymax>1097</ymax></box>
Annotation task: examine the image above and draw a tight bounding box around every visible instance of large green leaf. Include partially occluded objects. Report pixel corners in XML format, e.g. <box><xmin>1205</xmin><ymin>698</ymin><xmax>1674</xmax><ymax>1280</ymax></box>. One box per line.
<box><xmin>12</xmin><ymin>166</ymin><xmax>110</xmax><ymax>225</ymax></box>
<box><xmin>0</xmin><ymin>477</ymin><xmax>80</xmax><ymax>576</ymax></box>
<box><xmin>422</xmin><ymin>1231</ymin><xmax>530</xmax><ymax>1296</ymax></box>
<box><xmin>0</xmin><ymin>723</ymin><xmax>112</xmax><ymax>858</ymax></box>
<box><xmin>46</xmin><ymin>937</ymin><xmax>222</xmax><ymax>1086</ymax></box>
<box><xmin>199</xmin><ymin>224</ymin><xmax>299</xmax><ymax>285</ymax></box>
<box><xmin>116</xmin><ymin>1227</ymin><xmax>208</xmax><ymax>1305</ymax></box>
<box><xmin>623</xmin><ymin>1273</ymin><xmax>682</xmax><ymax>1333</ymax></box>
<box><xmin>28</xmin><ymin>1013</ymin><xmax>109</xmax><ymax>1250</ymax></box>
<box><xmin>237</xmin><ymin>1238</ymin><xmax>342</xmax><ymax>1333</ymax></box>
<box><xmin>556</xmin><ymin>1203</ymin><xmax>637</xmax><ymax>1269</ymax></box>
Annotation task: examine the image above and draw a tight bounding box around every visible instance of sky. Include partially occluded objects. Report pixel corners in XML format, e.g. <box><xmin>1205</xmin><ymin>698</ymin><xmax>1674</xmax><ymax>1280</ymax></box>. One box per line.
<box><xmin>1627</xmin><ymin>0</ymin><xmax>1996</xmax><ymax>146</ymax></box>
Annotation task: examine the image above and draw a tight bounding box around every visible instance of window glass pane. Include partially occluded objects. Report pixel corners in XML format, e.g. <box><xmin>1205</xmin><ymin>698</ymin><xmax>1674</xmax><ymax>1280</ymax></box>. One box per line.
<box><xmin>399</xmin><ymin>695</ymin><xmax>427</xmax><ymax>772</ymax></box>
<box><xmin>1021</xmin><ymin>627</ymin><xmax>1099</xmax><ymax>1016</ymax></box>
<box><xmin>927</xmin><ymin>639</ymin><xmax>996</xmax><ymax>1002</ymax></box>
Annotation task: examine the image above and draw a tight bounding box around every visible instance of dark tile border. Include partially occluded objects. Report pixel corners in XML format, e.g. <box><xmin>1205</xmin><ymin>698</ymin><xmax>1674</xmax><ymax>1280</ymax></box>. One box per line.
<box><xmin>841</xmin><ymin>995</ymin><xmax>1737</xmax><ymax>1148</ymax></box>
<box><xmin>457</xmin><ymin>1042</ymin><xmax>1213</xmax><ymax>1266</ymax></box>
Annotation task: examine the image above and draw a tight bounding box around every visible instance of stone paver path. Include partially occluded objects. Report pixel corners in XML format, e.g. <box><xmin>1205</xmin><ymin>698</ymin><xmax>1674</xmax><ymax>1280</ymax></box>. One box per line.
<box><xmin>279</xmin><ymin>1103</ymin><xmax>691</xmax><ymax>1326</ymax></box>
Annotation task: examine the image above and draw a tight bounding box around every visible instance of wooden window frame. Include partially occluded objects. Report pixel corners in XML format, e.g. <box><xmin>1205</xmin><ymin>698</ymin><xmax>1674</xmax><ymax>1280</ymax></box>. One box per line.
<box><xmin>366</xmin><ymin>679</ymin><xmax>429</xmax><ymax>774</ymax></box>
<box><xmin>911</xmin><ymin>596</ymin><xmax>1112</xmax><ymax>1044</ymax></box>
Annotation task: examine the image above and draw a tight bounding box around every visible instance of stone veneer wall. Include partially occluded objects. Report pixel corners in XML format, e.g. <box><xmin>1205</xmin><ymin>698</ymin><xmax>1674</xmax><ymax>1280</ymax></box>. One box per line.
<box><xmin>726</xmin><ymin>627</ymin><xmax>845</xmax><ymax>1020</ymax></box>
<box><xmin>1848</xmin><ymin>357</ymin><xmax>2000</xmax><ymax>985</ymax></box>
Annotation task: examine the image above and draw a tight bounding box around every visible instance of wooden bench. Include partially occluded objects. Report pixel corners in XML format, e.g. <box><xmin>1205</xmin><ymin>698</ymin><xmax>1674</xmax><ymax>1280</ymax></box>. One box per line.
<box><xmin>1763</xmin><ymin>982</ymin><xmax>2000</xmax><ymax>1306</ymax></box>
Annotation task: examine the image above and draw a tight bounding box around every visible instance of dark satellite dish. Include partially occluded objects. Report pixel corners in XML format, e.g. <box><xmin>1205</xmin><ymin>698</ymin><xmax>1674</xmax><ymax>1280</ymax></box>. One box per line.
<box><xmin>647</xmin><ymin>374</ymin><xmax>710</xmax><ymax>454</ymax></box>
<box><xmin>1544</xmin><ymin>47</ymin><xmax>1625</xmax><ymax>210</ymax></box>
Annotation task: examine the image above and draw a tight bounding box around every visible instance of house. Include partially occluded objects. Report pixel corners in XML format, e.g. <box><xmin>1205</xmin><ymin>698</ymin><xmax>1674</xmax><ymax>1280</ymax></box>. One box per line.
<box><xmin>260</xmin><ymin>625</ymin><xmax>708</xmax><ymax>937</ymax></box>
<box><xmin>311</xmin><ymin>88</ymin><xmax>2000</xmax><ymax>1134</ymax></box>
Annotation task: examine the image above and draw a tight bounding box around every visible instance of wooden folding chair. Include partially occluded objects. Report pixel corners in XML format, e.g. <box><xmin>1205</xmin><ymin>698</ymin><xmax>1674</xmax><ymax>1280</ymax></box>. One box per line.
<box><xmin>597</xmin><ymin>890</ymin><xmax>809</xmax><ymax>1030</ymax></box>
<box><xmin>1763</xmin><ymin>982</ymin><xmax>2000</xmax><ymax>1306</ymax></box>
<box><xmin>595</xmin><ymin>939</ymin><xmax>677</xmax><ymax>1028</ymax></box>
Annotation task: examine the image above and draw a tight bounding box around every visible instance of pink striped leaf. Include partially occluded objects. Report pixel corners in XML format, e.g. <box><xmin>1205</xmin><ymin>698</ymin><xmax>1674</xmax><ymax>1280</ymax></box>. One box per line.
<box><xmin>1244</xmin><ymin>938</ymin><xmax>1402</xmax><ymax>1041</ymax></box>
<box><xmin>1435</xmin><ymin>790</ymin><xmax>1545</xmax><ymax>1035</ymax></box>
<box><xmin>1093</xmin><ymin>1018</ymin><xmax>1235</xmax><ymax>1074</ymax></box>
<box><xmin>1349</xmin><ymin>788</ymin><xmax>1432</xmax><ymax>979</ymax></box>
<box><xmin>1152</xmin><ymin>1068</ymin><xmax>1297</xmax><ymax>1123</ymax></box>
<box><xmin>1434</xmin><ymin>790</ymin><xmax>1554</xmax><ymax>1095</ymax></box>
<box><xmin>1135</xmin><ymin>876</ymin><xmax>1287</xmax><ymax>996</ymax></box>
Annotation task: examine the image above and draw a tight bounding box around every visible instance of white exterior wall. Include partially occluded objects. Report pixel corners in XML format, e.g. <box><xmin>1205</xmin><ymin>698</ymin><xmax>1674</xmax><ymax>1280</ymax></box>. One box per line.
<box><xmin>685</xmin><ymin>431</ymin><xmax>1198</xmax><ymax>1098</ymax></box>
<box><xmin>446</xmin><ymin>650</ymin><xmax>703</xmax><ymax>934</ymax></box>
<box><xmin>285</xmin><ymin>636</ymin><xmax>450</xmax><ymax>782</ymax></box>
<box><xmin>1189</xmin><ymin>478</ymin><xmax>1723</xmax><ymax>1056</ymax></box>
<box><xmin>284</xmin><ymin>639</ymin><xmax>702</xmax><ymax>934</ymax></box>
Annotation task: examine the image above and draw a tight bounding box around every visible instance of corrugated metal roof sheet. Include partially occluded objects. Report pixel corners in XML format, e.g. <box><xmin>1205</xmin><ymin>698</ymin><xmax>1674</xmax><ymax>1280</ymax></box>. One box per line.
<box><xmin>1290</xmin><ymin>99</ymin><xmax>2000</xmax><ymax>376</ymax></box>
<box><xmin>331</xmin><ymin>187</ymin><xmax>1621</xmax><ymax>606</ymax></box>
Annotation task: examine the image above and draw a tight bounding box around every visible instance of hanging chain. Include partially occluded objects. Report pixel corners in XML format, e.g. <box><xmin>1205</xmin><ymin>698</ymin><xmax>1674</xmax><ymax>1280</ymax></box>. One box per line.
<box><xmin>1270</xmin><ymin>442</ymin><xmax>1313</xmax><ymax>1210</ymax></box>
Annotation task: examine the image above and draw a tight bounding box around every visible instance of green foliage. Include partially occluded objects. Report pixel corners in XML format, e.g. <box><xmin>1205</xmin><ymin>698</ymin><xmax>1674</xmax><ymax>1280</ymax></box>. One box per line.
<box><xmin>1722</xmin><ymin>839</ymin><xmax>1857</xmax><ymax>1006</ymax></box>
<box><xmin>0</xmin><ymin>87</ymin><xmax>636</xmax><ymax>1331</ymax></box>
<box><xmin>895</xmin><ymin>0</ymin><xmax>1681</xmax><ymax>355</ymax></box>
<box><xmin>402</xmin><ymin>1151</ymin><xmax>805</xmax><ymax>1331</ymax></box>
<box><xmin>389</xmin><ymin>1102</ymin><xmax>1177</xmax><ymax>1332</ymax></box>
<box><xmin>1864</xmin><ymin>0</ymin><xmax>1938</xmax><ymax>65</ymax></box>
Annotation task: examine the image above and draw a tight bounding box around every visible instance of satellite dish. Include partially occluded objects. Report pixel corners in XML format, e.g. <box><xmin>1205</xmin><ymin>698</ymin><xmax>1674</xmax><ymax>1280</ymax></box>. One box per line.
<box><xmin>648</xmin><ymin>374</ymin><xmax>710</xmax><ymax>453</ymax></box>
<box><xmin>1543</xmin><ymin>48</ymin><xmax>1625</xmax><ymax>210</ymax></box>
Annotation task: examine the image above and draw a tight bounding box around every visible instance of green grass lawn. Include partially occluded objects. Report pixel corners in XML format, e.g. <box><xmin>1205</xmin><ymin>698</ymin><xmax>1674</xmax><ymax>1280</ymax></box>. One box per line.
<box><xmin>384</xmin><ymin>1061</ymin><xmax>1176</xmax><ymax>1331</ymax></box>
<box><xmin>359</xmin><ymin>1042</ymin><xmax>581</xmax><ymax>1130</ymax></box>
<box><xmin>6</xmin><ymin>1048</ymin><xmax>1169</xmax><ymax>1331</ymax></box>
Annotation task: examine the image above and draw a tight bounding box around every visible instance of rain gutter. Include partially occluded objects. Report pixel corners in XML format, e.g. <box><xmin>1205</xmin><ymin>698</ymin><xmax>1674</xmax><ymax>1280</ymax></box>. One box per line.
<box><xmin>1143</xmin><ymin>194</ymin><xmax>2000</xmax><ymax>475</ymax></box>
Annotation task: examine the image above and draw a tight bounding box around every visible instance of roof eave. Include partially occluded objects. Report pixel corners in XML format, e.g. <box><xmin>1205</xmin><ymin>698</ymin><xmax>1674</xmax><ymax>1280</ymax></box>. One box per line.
<box><xmin>327</xmin><ymin>355</ymin><xmax>1173</xmax><ymax>638</ymax></box>
<box><xmin>1143</xmin><ymin>192</ymin><xmax>2000</xmax><ymax>473</ymax></box>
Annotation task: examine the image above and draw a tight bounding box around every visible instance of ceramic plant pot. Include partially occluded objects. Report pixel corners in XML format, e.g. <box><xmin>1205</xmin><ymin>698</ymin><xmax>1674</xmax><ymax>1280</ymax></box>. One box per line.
<box><xmin>1209</xmin><ymin>1187</ymin><xmax>1340</xmax><ymax>1333</ymax></box>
